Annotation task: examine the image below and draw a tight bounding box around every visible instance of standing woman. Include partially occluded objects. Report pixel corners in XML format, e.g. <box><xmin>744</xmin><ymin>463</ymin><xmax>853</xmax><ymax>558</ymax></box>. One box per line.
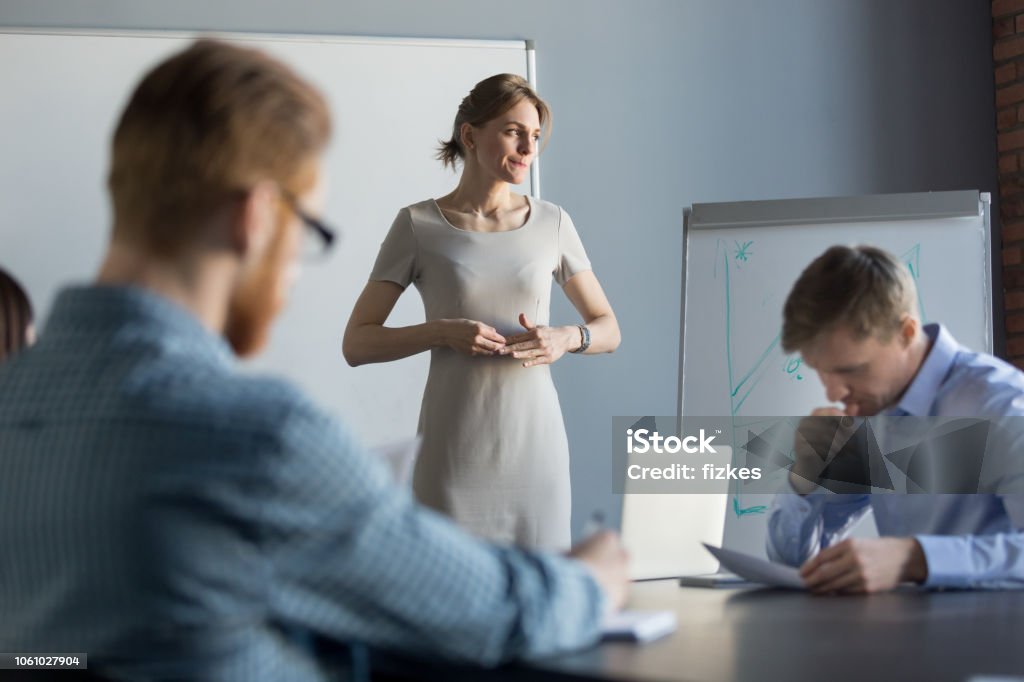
<box><xmin>344</xmin><ymin>74</ymin><xmax>619</xmax><ymax>549</ymax></box>
<box><xmin>0</xmin><ymin>268</ymin><xmax>34</xmax><ymax>364</ymax></box>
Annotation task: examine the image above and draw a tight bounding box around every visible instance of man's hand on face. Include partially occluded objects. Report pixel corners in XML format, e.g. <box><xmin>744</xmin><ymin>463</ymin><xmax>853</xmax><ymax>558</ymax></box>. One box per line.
<box><xmin>790</xmin><ymin>407</ymin><xmax>859</xmax><ymax>494</ymax></box>
<box><xmin>800</xmin><ymin>537</ymin><xmax>928</xmax><ymax>594</ymax></box>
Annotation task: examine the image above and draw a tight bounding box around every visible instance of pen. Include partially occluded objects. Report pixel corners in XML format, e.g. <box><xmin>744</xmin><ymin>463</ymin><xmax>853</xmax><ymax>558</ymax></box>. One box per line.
<box><xmin>582</xmin><ymin>510</ymin><xmax>606</xmax><ymax>538</ymax></box>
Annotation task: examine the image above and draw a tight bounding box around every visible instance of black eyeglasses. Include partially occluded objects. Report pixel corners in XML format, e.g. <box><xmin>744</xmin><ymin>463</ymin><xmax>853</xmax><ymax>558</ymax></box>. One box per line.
<box><xmin>282</xmin><ymin>191</ymin><xmax>339</xmax><ymax>260</ymax></box>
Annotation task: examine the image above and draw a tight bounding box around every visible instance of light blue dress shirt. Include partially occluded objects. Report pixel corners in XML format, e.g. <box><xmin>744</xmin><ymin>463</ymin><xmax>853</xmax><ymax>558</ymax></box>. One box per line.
<box><xmin>767</xmin><ymin>323</ymin><xmax>1024</xmax><ymax>589</ymax></box>
<box><xmin>0</xmin><ymin>286</ymin><xmax>604</xmax><ymax>681</ymax></box>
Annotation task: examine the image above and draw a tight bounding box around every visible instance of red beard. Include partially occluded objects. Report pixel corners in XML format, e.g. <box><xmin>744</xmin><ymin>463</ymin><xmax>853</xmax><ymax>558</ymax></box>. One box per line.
<box><xmin>224</xmin><ymin>222</ymin><xmax>293</xmax><ymax>357</ymax></box>
<box><xmin>224</xmin><ymin>284</ymin><xmax>277</xmax><ymax>357</ymax></box>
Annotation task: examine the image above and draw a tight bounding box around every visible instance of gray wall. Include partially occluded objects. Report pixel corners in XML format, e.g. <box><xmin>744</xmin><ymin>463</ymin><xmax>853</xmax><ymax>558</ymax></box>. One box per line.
<box><xmin>0</xmin><ymin>0</ymin><xmax>998</xmax><ymax>539</ymax></box>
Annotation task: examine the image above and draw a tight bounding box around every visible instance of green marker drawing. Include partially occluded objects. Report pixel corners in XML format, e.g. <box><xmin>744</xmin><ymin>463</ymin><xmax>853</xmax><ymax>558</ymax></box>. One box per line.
<box><xmin>733</xmin><ymin>496</ymin><xmax>768</xmax><ymax>517</ymax></box>
<box><xmin>734</xmin><ymin>240</ymin><xmax>754</xmax><ymax>262</ymax></box>
<box><xmin>712</xmin><ymin>239</ymin><xmax>927</xmax><ymax>518</ymax></box>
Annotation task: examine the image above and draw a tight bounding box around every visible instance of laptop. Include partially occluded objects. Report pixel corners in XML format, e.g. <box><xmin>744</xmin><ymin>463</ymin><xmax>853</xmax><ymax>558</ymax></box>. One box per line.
<box><xmin>620</xmin><ymin>492</ymin><xmax>730</xmax><ymax>581</ymax></box>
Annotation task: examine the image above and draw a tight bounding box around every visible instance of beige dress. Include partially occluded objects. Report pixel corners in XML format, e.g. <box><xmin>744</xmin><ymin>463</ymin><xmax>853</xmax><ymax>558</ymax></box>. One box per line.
<box><xmin>369</xmin><ymin>196</ymin><xmax>591</xmax><ymax>549</ymax></box>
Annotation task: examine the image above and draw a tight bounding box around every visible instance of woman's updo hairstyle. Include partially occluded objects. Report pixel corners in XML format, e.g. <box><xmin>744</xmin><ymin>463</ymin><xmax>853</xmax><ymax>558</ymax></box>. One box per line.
<box><xmin>437</xmin><ymin>73</ymin><xmax>551</xmax><ymax>169</ymax></box>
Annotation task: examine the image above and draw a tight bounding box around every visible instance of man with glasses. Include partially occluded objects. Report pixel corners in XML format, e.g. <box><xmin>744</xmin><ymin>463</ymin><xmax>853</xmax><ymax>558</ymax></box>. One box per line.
<box><xmin>282</xmin><ymin>190</ymin><xmax>337</xmax><ymax>258</ymax></box>
<box><xmin>0</xmin><ymin>40</ymin><xmax>628</xmax><ymax>681</ymax></box>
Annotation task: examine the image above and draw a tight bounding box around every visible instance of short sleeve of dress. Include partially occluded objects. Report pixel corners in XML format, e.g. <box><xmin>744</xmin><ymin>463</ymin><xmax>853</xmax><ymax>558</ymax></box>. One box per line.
<box><xmin>369</xmin><ymin>208</ymin><xmax>418</xmax><ymax>288</ymax></box>
<box><xmin>554</xmin><ymin>207</ymin><xmax>593</xmax><ymax>286</ymax></box>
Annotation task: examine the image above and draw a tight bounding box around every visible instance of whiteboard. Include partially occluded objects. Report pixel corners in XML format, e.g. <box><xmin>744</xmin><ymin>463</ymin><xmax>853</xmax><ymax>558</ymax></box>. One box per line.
<box><xmin>0</xmin><ymin>29</ymin><xmax>534</xmax><ymax>446</ymax></box>
<box><xmin>677</xmin><ymin>190</ymin><xmax>992</xmax><ymax>558</ymax></box>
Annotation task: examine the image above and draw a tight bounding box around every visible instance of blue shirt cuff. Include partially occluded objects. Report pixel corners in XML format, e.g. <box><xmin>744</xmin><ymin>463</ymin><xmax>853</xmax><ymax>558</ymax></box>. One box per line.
<box><xmin>916</xmin><ymin>534</ymin><xmax>973</xmax><ymax>589</ymax></box>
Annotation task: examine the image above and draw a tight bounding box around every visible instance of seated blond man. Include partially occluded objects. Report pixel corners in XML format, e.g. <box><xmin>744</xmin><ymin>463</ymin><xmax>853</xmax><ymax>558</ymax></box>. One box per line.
<box><xmin>767</xmin><ymin>245</ymin><xmax>1024</xmax><ymax>593</ymax></box>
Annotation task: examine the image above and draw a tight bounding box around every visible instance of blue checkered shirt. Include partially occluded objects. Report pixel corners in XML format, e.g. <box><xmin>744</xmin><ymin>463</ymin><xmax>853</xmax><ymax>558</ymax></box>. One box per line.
<box><xmin>0</xmin><ymin>285</ymin><xmax>603</xmax><ymax>681</ymax></box>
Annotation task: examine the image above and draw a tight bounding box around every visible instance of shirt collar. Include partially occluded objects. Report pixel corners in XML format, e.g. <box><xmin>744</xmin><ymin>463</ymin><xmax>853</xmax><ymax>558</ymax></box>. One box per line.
<box><xmin>888</xmin><ymin>323</ymin><xmax>959</xmax><ymax>417</ymax></box>
<box><xmin>44</xmin><ymin>284</ymin><xmax>235</xmax><ymax>367</ymax></box>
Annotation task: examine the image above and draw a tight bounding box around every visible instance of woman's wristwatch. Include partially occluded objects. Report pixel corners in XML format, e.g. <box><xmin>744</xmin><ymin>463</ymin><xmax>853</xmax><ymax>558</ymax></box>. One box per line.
<box><xmin>570</xmin><ymin>324</ymin><xmax>591</xmax><ymax>353</ymax></box>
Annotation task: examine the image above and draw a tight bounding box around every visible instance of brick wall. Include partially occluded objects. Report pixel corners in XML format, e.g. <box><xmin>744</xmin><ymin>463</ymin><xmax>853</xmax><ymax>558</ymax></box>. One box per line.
<box><xmin>995</xmin><ymin>0</ymin><xmax>1024</xmax><ymax>362</ymax></box>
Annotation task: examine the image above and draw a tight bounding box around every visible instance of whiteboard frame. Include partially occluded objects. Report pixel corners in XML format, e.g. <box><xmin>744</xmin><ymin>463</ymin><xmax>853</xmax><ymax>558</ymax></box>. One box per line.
<box><xmin>0</xmin><ymin>27</ymin><xmax>529</xmax><ymax>52</ymax></box>
<box><xmin>525</xmin><ymin>39</ymin><xmax>540</xmax><ymax>199</ymax></box>
<box><xmin>678</xmin><ymin>190</ymin><xmax>993</xmax><ymax>420</ymax></box>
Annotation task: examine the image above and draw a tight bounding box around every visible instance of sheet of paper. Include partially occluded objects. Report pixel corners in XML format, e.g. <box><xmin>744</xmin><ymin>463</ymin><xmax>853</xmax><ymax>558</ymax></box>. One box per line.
<box><xmin>601</xmin><ymin>609</ymin><xmax>677</xmax><ymax>643</ymax></box>
<box><xmin>678</xmin><ymin>571</ymin><xmax>750</xmax><ymax>588</ymax></box>
<box><xmin>370</xmin><ymin>436</ymin><xmax>421</xmax><ymax>485</ymax></box>
<box><xmin>702</xmin><ymin>544</ymin><xmax>805</xmax><ymax>590</ymax></box>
